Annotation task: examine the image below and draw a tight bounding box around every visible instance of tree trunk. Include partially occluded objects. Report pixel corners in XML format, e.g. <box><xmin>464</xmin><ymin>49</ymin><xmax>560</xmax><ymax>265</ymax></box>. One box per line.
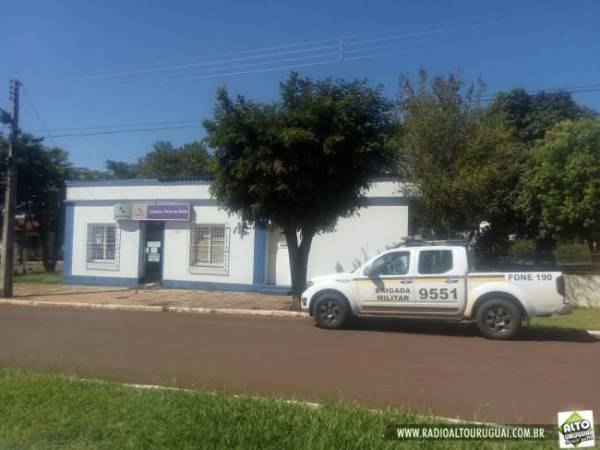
<box><xmin>284</xmin><ymin>225</ymin><xmax>315</xmax><ymax>310</ymax></box>
<box><xmin>41</xmin><ymin>228</ymin><xmax>57</xmax><ymax>273</ymax></box>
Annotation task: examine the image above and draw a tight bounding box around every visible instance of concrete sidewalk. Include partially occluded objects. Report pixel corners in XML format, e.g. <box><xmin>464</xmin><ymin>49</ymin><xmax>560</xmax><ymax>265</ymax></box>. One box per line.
<box><xmin>9</xmin><ymin>283</ymin><xmax>294</xmax><ymax>311</ymax></box>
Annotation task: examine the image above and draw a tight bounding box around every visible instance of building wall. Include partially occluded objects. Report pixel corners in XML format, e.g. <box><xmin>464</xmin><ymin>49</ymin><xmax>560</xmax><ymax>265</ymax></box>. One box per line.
<box><xmin>162</xmin><ymin>206</ymin><xmax>256</xmax><ymax>288</ymax></box>
<box><xmin>64</xmin><ymin>178</ymin><xmax>409</xmax><ymax>292</ymax></box>
<box><xmin>307</xmin><ymin>204</ymin><xmax>409</xmax><ymax>277</ymax></box>
<box><xmin>565</xmin><ymin>274</ymin><xmax>600</xmax><ymax>308</ymax></box>
<box><xmin>265</xmin><ymin>202</ymin><xmax>409</xmax><ymax>283</ymax></box>
<box><xmin>67</xmin><ymin>205</ymin><xmax>142</xmax><ymax>286</ymax></box>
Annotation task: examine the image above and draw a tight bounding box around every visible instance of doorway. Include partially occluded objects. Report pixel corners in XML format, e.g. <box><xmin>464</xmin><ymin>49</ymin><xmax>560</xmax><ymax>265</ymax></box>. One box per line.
<box><xmin>142</xmin><ymin>221</ymin><xmax>164</xmax><ymax>284</ymax></box>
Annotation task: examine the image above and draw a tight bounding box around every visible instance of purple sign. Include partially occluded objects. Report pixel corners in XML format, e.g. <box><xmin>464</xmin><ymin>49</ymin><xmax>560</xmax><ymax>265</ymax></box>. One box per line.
<box><xmin>146</xmin><ymin>204</ymin><xmax>190</xmax><ymax>221</ymax></box>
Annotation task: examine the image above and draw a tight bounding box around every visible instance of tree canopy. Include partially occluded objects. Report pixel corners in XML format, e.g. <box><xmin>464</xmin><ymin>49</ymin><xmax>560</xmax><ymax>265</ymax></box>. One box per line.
<box><xmin>136</xmin><ymin>141</ymin><xmax>214</xmax><ymax>178</ymax></box>
<box><xmin>0</xmin><ymin>134</ymin><xmax>71</xmax><ymax>270</ymax></box>
<box><xmin>489</xmin><ymin>88</ymin><xmax>595</xmax><ymax>144</ymax></box>
<box><xmin>517</xmin><ymin>118</ymin><xmax>600</xmax><ymax>245</ymax></box>
<box><xmin>204</xmin><ymin>72</ymin><xmax>395</xmax><ymax>298</ymax></box>
<box><xmin>397</xmin><ymin>70</ymin><xmax>519</xmax><ymax>238</ymax></box>
<box><xmin>74</xmin><ymin>140</ymin><xmax>215</xmax><ymax>181</ymax></box>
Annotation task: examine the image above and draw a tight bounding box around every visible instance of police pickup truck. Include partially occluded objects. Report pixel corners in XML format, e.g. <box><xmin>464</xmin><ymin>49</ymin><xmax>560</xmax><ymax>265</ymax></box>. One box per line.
<box><xmin>301</xmin><ymin>241</ymin><xmax>571</xmax><ymax>339</ymax></box>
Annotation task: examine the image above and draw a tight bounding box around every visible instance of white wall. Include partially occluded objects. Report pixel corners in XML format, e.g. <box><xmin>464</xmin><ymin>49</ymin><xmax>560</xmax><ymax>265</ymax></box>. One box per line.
<box><xmin>307</xmin><ymin>204</ymin><xmax>408</xmax><ymax>278</ymax></box>
<box><xmin>265</xmin><ymin>203</ymin><xmax>409</xmax><ymax>283</ymax></box>
<box><xmin>71</xmin><ymin>206</ymin><xmax>141</xmax><ymax>279</ymax></box>
<box><xmin>162</xmin><ymin>205</ymin><xmax>255</xmax><ymax>285</ymax></box>
<box><xmin>67</xmin><ymin>183</ymin><xmax>211</xmax><ymax>201</ymax></box>
<box><xmin>67</xmin><ymin>179</ymin><xmax>408</xmax><ymax>288</ymax></box>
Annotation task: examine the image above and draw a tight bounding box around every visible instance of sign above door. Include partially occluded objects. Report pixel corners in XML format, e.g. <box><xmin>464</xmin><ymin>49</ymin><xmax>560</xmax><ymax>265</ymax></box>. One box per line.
<box><xmin>113</xmin><ymin>203</ymin><xmax>190</xmax><ymax>221</ymax></box>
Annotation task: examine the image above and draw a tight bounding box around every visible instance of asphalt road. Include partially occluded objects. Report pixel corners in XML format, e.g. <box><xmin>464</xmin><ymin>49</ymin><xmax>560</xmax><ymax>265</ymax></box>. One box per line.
<box><xmin>0</xmin><ymin>304</ymin><xmax>598</xmax><ymax>424</ymax></box>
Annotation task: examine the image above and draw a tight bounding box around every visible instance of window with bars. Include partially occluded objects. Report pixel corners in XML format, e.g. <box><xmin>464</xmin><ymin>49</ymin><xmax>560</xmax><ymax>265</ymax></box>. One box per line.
<box><xmin>189</xmin><ymin>224</ymin><xmax>229</xmax><ymax>275</ymax></box>
<box><xmin>86</xmin><ymin>223</ymin><xmax>119</xmax><ymax>270</ymax></box>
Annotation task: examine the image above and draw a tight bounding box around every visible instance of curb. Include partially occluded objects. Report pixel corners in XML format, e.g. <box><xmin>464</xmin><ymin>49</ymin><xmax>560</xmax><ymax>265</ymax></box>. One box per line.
<box><xmin>587</xmin><ymin>330</ymin><xmax>600</xmax><ymax>340</ymax></box>
<box><xmin>0</xmin><ymin>299</ymin><xmax>309</xmax><ymax>318</ymax></box>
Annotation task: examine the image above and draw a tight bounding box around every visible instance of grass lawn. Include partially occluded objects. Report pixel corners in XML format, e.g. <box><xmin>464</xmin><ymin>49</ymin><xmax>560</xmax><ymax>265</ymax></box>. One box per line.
<box><xmin>0</xmin><ymin>368</ymin><xmax>556</xmax><ymax>450</ymax></box>
<box><xmin>529</xmin><ymin>306</ymin><xmax>600</xmax><ymax>331</ymax></box>
<box><xmin>14</xmin><ymin>271</ymin><xmax>62</xmax><ymax>284</ymax></box>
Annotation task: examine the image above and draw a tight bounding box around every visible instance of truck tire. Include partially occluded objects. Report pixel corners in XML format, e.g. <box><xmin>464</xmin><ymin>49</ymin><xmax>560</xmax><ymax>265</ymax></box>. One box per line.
<box><xmin>313</xmin><ymin>293</ymin><xmax>349</xmax><ymax>329</ymax></box>
<box><xmin>476</xmin><ymin>298</ymin><xmax>522</xmax><ymax>340</ymax></box>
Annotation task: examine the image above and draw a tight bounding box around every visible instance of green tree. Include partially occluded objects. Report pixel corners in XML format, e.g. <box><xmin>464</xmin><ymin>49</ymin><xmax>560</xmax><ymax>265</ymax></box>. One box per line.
<box><xmin>105</xmin><ymin>160</ymin><xmax>138</xmax><ymax>179</ymax></box>
<box><xmin>517</xmin><ymin>118</ymin><xmax>600</xmax><ymax>246</ymax></box>
<box><xmin>70</xmin><ymin>166</ymin><xmax>108</xmax><ymax>181</ymax></box>
<box><xmin>0</xmin><ymin>135</ymin><xmax>71</xmax><ymax>271</ymax></box>
<box><xmin>204</xmin><ymin>72</ymin><xmax>395</xmax><ymax>301</ymax></box>
<box><xmin>489</xmin><ymin>88</ymin><xmax>594</xmax><ymax>144</ymax></box>
<box><xmin>136</xmin><ymin>141</ymin><xmax>214</xmax><ymax>178</ymax></box>
<box><xmin>397</xmin><ymin>70</ymin><xmax>519</xmax><ymax>239</ymax></box>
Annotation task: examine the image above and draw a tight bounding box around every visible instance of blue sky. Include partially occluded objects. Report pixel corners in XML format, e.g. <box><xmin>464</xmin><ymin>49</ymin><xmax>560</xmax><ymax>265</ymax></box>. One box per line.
<box><xmin>1</xmin><ymin>0</ymin><xmax>599</xmax><ymax>169</ymax></box>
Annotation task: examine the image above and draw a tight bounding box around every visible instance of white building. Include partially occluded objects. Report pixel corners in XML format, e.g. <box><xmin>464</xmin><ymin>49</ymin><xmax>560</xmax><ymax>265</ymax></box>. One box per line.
<box><xmin>64</xmin><ymin>178</ymin><xmax>410</xmax><ymax>293</ymax></box>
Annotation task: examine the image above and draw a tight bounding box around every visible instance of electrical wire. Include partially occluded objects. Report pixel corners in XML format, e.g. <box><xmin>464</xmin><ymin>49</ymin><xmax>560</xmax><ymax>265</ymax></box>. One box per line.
<box><xmin>34</xmin><ymin>5</ymin><xmax>582</xmax><ymax>86</ymax></box>
<box><xmin>34</xmin><ymin>119</ymin><xmax>197</xmax><ymax>133</ymax></box>
<box><xmin>22</xmin><ymin>88</ymin><xmax>60</xmax><ymax>148</ymax></box>
<box><xmin>35</xmin><ymin>84</ymin><xmax>600</xmax><ymax>139</ymax></box>
<box><xmin>48</xmin><ymin>125</ymin><xmax>199</xmax><ymax>138</ymax></box>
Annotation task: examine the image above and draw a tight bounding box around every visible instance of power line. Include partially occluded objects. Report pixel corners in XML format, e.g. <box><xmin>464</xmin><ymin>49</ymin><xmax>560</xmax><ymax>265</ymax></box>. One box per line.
<box><xmin>151</xmin><ymin>51</ymin><xmax>339</xmax><ymax>80</ymax></box>
<box><xmin>39</xmin><ymin>44</ymin><xmax>341</xmax><ymax>84</ymax></box>
<box><xmin>21</xmin><ymin>88</ymin><xmax>59</xmax><ymax>147</ymax></box>
<box><xmin>34</xmin><ymin>5</ymin><xmax>582</xmax><ymax>86</ymax></box>
<box><xmin>47</xmin><ymin>125</ymin><xmax>199</xmax><ymax>138</ymax></box>
<box><xmin>31</xmin><ymin>119</ymin><xmax>198</xmax><ymax>133</ymax></box>
<box><xmin>35</xmin><ymin>84</ymin><xmax>600</xmax><ymax>140</ymax></box>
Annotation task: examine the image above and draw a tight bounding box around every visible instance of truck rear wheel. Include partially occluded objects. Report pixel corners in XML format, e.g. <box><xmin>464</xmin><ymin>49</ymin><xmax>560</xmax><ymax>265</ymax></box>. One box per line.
<box><xmin>475</xmin><ymin>299</ymin><xmax>522</xmax><ymax>340</ymax></box>
<box><xmin>313</xmin><ymin>294</ymin><xmax>349</xmax><ymax>329</ymax></box>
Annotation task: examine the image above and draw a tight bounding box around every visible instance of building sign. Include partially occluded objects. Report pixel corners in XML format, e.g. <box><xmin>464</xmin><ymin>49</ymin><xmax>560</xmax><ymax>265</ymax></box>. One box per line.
<box><xmin>114</xmin><ymin>204</ymin><xmax>133</xmax><ymax>220</ymax></box>
<box><xmin>113</xmin><ymin>203</ymin><xmax>190</xmax><ymax>221</ymax></box>
<box><xmin>132</xmin><ymin>204</ymin><xmax>148</xmax><ymax>220</ymax></box>
<box><xmin>147</xmin><ymin>204</ymin><xmax>190</xmax><ymax>221</ymax></box>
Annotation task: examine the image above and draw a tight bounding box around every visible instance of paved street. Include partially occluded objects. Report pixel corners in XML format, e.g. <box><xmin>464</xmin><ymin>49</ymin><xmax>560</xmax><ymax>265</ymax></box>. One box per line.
<box><xmin>0</xmin><ymin>304</ymin><xmax>598</xmax><ymax>424</ymax></box>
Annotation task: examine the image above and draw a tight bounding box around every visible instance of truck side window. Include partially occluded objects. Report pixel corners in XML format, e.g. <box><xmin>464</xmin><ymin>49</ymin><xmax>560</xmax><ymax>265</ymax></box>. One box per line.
<box><xmin>369</xmin><ymin>252</ymin><xmax>410</xmax><ymax>276</ymax></box>
<box><xmin>418</xmin><ymin>250</ymin><xmax>453</xmax><ymax>274</ymax></box>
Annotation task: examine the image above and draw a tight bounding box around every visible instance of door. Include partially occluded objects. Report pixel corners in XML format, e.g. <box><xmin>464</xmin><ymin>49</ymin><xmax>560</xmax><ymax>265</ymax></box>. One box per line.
<box><xmin>413</xmin><ymin>248</ymin><xmax>466</xmax><ymax>315</ymax></box>
<box><xmin>356</xmin><ymin>250</ymin><xmax>414</xmax><ymax>315</ymax></box>
<box><xmin>142</xmin><ymin>222</ymin><xmax>164</xmax><ymax>284</ymax></box>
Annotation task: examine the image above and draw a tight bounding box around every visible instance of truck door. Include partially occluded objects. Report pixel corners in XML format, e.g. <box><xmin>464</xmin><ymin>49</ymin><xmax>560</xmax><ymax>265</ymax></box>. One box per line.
<box><xmin>413</xmin><ymin>248</ymin><xmax>466</xmax><ymax>315</ymax></box>
<box><xmin>356</xmin><ymin>250</ymin><xmax>414</xmax><ymax>314</ymax></box>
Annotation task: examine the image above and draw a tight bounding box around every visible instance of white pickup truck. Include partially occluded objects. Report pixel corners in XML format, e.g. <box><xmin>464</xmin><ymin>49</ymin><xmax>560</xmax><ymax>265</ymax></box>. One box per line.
<box><xmin>301</xmin><ymin>241</ymin><xmax>571</xmax><ymax>339</ymax></box>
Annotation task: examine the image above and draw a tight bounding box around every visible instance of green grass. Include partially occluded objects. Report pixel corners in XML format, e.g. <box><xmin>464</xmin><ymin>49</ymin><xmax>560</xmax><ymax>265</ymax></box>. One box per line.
<box><xmin>14</xmin><ymin>271</ymin><xmax>62</xmax><ymax>284</ymax></box>
<box><xmin>529</xmin><ymin>306</ymin><xmax>600</xmax><ymax>331</ymax></box>
<box><xmin>0</xmin><ymin>368</ymin><xmax>555</xmax><ymax>450</ymax></box>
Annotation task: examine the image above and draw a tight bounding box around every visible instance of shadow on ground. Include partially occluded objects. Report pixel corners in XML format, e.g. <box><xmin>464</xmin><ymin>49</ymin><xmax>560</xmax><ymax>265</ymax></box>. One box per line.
<box><xmin>350</xmin><ymin>317</ymin><xmax>598</xmax><ymax>343</ymax></box>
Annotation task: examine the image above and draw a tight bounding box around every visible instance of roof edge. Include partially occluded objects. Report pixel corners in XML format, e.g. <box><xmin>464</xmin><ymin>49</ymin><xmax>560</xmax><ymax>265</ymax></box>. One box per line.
<box><xmin>66</xmin><ymin>177</ymin><xmax>213</xmax><ymax>187</ymax></box>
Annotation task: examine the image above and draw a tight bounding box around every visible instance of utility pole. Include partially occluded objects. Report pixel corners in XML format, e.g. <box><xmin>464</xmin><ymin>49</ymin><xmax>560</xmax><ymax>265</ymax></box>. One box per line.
<box><xmin>0</xmin><ymin>79</ymin><xmax>21</xmax><ymax>297</ymax></box>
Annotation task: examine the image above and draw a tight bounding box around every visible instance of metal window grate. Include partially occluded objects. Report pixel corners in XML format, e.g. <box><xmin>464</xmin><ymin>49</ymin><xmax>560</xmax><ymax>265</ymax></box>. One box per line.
<box><xmin>86</xmin><ymin>223</ymin><xmax>120</xmax><ymax>270</ymax></box>
<box><xmin>189</xmin><ymin>224</ymin><xmax>230</xmax><ymax>275</ymax></box>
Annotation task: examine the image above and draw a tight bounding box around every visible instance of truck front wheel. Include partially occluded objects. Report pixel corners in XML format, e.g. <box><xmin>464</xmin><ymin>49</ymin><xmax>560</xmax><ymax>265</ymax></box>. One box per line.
<box><xmin>313</xmin><ymin>294</ymin><xmax>349</xmax><ymax>329</ymax></box>
<box><xmin>475</xmin><ymin>299</ymin><xmax>522</xmax><ymax>340</ymax></box>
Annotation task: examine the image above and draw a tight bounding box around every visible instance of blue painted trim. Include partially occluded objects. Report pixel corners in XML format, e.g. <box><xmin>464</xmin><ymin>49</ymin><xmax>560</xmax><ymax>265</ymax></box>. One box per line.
<box><xmin>160</xmin><ymin>222</ymin><xmax>166</xmax><ymax>284</ymax></box>
<box><xmin>64</xmin><ymin>199</ymin><xmax>218</xmax><ymax>207</ymax></box>
<box><xmin>66</xmin><ymin>177</ymin><xmax>213</xmax><ymax>187</ymax></box>
<box><xmin>64</xmin><ymin>274</ymin><xmax>142</xmax><ymax>287</ymax></box>
<box><xmin>137</xmin><ymin>222</ymin><xmax>145</xmax><ymax>279</ymax></box>
<box><xmin>252</xmin><ymin>226</ymin><xmax>267</xmax><ymax>285</ymax></box>
<box><xmin>162</xmin><ymin>279</ymin><xmax>289</xmax><ymax>295</ymax></box>
<box><xmin>63</xmin><ymin>205</ymin><xmax>74</xmax><ymax>277</ymax></box>
<box><xmin>364</xmin><ymin>197</ymin><xmax>410</xmax><ymax>206</ymax></box>
<box><xmin>65</xmin><ymin>197</ymin><xmax>409</xmax><ymax>207</ymax></box>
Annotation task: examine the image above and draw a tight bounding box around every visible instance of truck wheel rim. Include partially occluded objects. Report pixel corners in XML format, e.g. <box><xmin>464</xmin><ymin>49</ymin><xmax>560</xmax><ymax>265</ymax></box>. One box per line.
<box><xmin>318</xmin><ymin>299</ymin><xmax>341</xmax><ymax>323</ymax></box>
<box><xmin>485</xmin><ymin>306</ymin><xmax>512</xmax><ymax>333</ymax></box>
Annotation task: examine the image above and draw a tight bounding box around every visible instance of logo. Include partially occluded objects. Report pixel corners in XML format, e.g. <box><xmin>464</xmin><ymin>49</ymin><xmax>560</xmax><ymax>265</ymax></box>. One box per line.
<box><xmin>557</xmin><ymin>410</ymin><xmax>595</xmax><ymax>448</ymax></box>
